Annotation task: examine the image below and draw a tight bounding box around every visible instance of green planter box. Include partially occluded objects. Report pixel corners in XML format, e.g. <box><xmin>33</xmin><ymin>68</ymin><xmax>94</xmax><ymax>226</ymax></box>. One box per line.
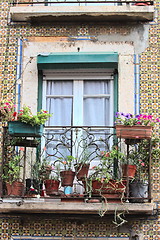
<box><xmin>8</xmin><ymin>121</ymin><xmax>43</xmax><ymax>137</ymax></box>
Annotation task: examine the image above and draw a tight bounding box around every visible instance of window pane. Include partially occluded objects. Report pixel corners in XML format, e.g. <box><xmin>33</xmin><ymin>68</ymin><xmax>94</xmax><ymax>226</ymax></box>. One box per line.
<box><xmin>46</xmin><ymin>98</ymin><xmax>72</xmax><ymax>126</ymax></box>
<box><xmin>84</xmin><ymin>98</ymin><xmax>110</xmax><ymax>125</ymax></box>
<box><xmin>84</xmin><ymin>80</ymin><xmax>109</xmax><ymax>94</ymax></box>
<box><xmin>47</xmin><ymin>80</ymin><xmax>73</xmax><ymax>95</ymax></box>
<box><xmin>83</xmin><ymin>80</ymin><xmax>111</xmax><ymax>126</ymax></box>
<box><xmin>46</xmin><ymin>80</ymin><xmax>73</xmax><ymax>126</ymax></box>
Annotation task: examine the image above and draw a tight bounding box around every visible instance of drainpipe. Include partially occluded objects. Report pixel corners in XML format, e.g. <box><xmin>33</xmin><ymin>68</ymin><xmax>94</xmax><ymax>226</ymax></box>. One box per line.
<box><xmin>134</xmin><ymin>54</ymin><xmax>140</xmax><ymax>115</ymax></box>
<box><xmin>16</xmin><ymin>38</ymin><xmax>23</xmax><ymax>111</ymax></box>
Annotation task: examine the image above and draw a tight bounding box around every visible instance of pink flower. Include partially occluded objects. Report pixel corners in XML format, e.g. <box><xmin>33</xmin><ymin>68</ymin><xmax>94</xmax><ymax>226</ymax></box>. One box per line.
<box><xmin>142</xmin><ymin>115</ymin><xmax>147</xmax><ymax>119</ymax></box>
<box><xmin>141</xmin><ymin>162</ymin><xmax>145</xmax><ymax>166</ymax></box>
<box><xmin>105</xmin><ymin>152</ymin><xmax>110</xmax><ymax>157</ymax></box>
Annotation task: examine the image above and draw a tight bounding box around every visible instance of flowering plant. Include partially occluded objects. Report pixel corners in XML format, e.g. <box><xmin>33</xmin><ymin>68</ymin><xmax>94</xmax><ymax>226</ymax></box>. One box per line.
<box><xmin>0</xmin><ymin>99</ymin><xmax>15</xmax><ymax>122</ymax></box>
<box><xmin>33</xmin><ymin>159</ymin><xmax>60</xmax><ymax>181</ymax></box>
<box><xmin>54</xmin><ymin>155</ymin><xmax>75</xmax><ymax>171</ymax></box>
<box><xmin>90</xmin><ymin>146</ymin><xmax>124</xmax><ymax>182</ymax></box>
<box><xmin>115</xmin><ymin>112</ymin><xmax>159</xmax><ymax>127</ymax></box>
<box><xmin>13</xmin><ymin>105</ymin><xmax>52</xmax><ymax>126</ymax></box>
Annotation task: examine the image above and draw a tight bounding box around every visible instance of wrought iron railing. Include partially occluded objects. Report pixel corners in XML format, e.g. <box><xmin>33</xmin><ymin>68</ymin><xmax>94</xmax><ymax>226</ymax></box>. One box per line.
<box><xmin>1</xmin><ymin>126</ymin><xmax>151</xmax><ymax>203</ymax></box>
<box><xmin>11</xmin><ymin>0</ymin><xmax>154</xmax><ymax>6</ymax></box>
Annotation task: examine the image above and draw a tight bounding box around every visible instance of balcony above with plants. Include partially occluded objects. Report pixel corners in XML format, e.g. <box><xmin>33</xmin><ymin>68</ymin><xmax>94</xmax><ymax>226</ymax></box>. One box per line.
<box><xmin>10</xmin><ymin>0</ymin><xmax>154</xmax><ymax>23</ymax></box>
<box><xmin>0</xmin><ymin>102</ymin><xmax>159</xmax><ymax>225</ymax></box>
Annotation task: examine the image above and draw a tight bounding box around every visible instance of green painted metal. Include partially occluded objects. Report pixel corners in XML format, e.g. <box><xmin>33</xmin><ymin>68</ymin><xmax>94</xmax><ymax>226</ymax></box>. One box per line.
<box><xmin>37</xmin><ymin>52</ymin><xmax>118</xmax><ymax>69</ymax></box>
<box><xmin>37</xmin><ymin>70</ymin><xmax>43</xmax><ymax>112</ymax></box>
<box><xmin>8</xmin><ymin>121</ymin><xmax>43</xmax><ymax>137</ymax></box>
<box><xmin>114</xmin><ymin>69</ymin><xmax>118</xmax><ymax>118</ymax></box>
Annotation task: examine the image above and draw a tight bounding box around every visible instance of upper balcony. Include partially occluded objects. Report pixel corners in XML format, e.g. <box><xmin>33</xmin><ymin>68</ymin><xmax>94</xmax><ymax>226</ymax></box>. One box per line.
<box><xmin>10</xmin><ymin>0</ymin><xmax>155</xmax><ymax>23</ymax></box>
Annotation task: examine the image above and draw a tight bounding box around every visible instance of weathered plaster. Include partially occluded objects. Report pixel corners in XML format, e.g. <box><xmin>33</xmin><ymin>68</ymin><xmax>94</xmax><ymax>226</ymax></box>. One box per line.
<box><xmin>22</xmin><ymin>39</ymin><xmax>134</xmax><ymax>114</ymax></box>
<box><xmin>98</xmin><ymin>24</ymin><xmax>150</xmax><ymax>54</ymax></box>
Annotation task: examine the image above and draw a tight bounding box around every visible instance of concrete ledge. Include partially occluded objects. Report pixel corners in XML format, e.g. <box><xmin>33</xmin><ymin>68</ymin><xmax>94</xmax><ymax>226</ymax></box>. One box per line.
<box><xmin>0</xmin><ymin>201</ymin><xmax>155</xmax><ymax>215</ymax></box>
<box><xmin>10</xmin><ymin>6</ymin><xmax>155</xmax><ymax>22</ymax></box>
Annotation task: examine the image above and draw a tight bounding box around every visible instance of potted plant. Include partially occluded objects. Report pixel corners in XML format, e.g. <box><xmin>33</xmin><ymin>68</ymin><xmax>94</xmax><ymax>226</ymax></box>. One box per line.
<box><xmin>84</xmin><ymin>146</ymin><xmax>126</xmax><ymax>200</ymax></box>
<box><xmin>43</xmin><ymin>161</ymin><xmax>61</xmax><ymax>195</ymax></box>
<box><xmin>2</xmin><ymin>155</ymin><xmax>24</xmax><ymax>196</ymax></box>
<box><xmin>115</xmin><ymin>112</ymin><xmax>159</xmax><ymax>139</ymax></box>
<box><xmin>129</xmin><ymin>137</ymin><xmax>160</xmax><ymax>202</ymax></box>
<box><xmin>55</xmin><ymin>155</ymin><xmax>75</xmax><ymax>187</ymax></box>
<box><xmin>8</xmin><ymin>105</ymin><xmax>52</xmax><ymax>137</ymax></box>
<box><xmin>74</xmin><ymin>150</ymin><xmax>91</xmax><ymax>181</ymax></box>
<box><xmin>0</xmin><ymin>99</ymin><xmax>15</xmax><ymax>123</ymax></box>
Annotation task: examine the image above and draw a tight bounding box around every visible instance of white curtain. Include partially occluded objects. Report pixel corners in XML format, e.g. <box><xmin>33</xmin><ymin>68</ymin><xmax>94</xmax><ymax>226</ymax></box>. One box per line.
<box><xmin>46</xmin><ymin>81</ymin><xmax>73</xmax><ymax>126</ymax></box>
<box><xmin>46</xmin><ymin>79</ymin><xmax>111</xmax><ymax>126</ymax></box>
<box><xmin>84</xmin><ymin>80</ymin><xmax>110</xmax><ymax>126</ymax></box>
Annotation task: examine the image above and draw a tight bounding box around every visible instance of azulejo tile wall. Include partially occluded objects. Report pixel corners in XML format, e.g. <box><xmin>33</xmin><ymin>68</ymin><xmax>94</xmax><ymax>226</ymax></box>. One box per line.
<box><xmin>0</xmin><ymin>214</ymin><xmax>159</xmax><ymax>239</ymax></box>
<box><xmin>0</xmin><ymin>0</ymin><xmax>160</xmax><ymax>239</ymax></box>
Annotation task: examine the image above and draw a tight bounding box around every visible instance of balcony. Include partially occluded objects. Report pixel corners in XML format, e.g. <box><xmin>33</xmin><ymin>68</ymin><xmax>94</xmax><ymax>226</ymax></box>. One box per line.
<box><xmin>10</xmin><ymin>0</ymin><xmax>154</xmax><ymax>23</ymax></box>
<box><xmin>0</xmin><ymin>125</ymin><xmax>156</xmax><ymax>220</ymax></box>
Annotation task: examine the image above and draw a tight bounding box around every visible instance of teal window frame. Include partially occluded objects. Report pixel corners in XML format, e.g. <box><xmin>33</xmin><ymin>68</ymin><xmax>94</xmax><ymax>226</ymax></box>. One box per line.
<box><xmin>37</xmin><ymin>52</ymin><xmax>118</xmax><ymax>116</ymax></box>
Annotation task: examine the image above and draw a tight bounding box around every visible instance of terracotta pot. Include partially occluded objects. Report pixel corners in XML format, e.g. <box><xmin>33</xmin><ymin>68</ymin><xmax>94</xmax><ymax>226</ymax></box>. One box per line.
<box><xmin>122</xmin><ymin>164</ymin><xmax>137</xmax><ymax>178</ymax></box>
<box><xmin>92</xmin><ymin>179</ymin><xmax>125</xmax><ymax>194</ymax></box>
<box><xmin>76</xmin><ymin>163</ymin><xmax>90</xmax><ymax>181</ymax></box>
<box><xmin>116</xmin><ymin>125</ymin><xmax>152</xmax><ymax>139</ymax></box>
<box><xmin>6</xmin><ymin>181</ymin><xmax>24</xmax><ymax>196</ymax></box>
<box><xmin>44</xmin><ymin>179</ymin><xmax>60</xmax><ymax>195</ymax></box>
<box><xmin>60</xmin><ymin>170</ymin><xmax>75</xmax><ymax>187</ymax></box>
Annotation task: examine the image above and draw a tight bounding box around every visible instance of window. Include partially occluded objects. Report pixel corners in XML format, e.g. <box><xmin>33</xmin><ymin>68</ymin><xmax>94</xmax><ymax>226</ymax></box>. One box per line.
<box><xmin>42</xmin><ymin>68</ymin><xmax>114</xmax><ymax>127</ymax></box>
<box><xmin>41</xmin><ymin>68</ymin><xmax>115</xmax><ymax>170</ymax></box>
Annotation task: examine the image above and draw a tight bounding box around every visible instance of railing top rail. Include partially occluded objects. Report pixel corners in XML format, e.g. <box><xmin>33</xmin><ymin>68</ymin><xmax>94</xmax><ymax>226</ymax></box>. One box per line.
<box><xmin>44</xmin><ymin>125</ymin><xmax>115</xmax><ymax>128</ymax></box>
<box><xmin>12</xmin><ymin>0</ymin><xmax>154</xmax><ymax>5</ymax></box>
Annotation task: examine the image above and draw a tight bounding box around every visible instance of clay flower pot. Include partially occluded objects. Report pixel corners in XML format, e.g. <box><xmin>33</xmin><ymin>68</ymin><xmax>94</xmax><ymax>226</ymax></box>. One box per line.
<box><xmin>60</xmin><ymin>170</ymin><xmax>75</xmax><ymax>187</ymax></box>
<box><xmin>122</xmin><ymin>164</ymin><xmax>137</xmax><ymax>178</ymax></box>
<box><xmin>6</xmin><ymin>181</ymin><xmax>24</xmax><ymax>196</ymax></box>
<box><xmin>44</xmin><ymin>179</ymin><xmax>60</xmax><ymax>195</ymax></box>
<box><xmin>116</xmin><ymin>125</ymin><xmax>152</xmax><ymax>139</ymax></box>
<box><xmin>75</xmin><ymin>163</ymin><xmax>90</xmax><ymax>181</ymax></box>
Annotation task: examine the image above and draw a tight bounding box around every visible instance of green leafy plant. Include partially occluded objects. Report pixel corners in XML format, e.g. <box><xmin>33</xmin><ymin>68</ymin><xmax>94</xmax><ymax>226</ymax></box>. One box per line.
<box><xmin>12</xmin><ymin>105</ymin><xmax>52</xmax><ymax>126</ymax></box>
<box><xmin>54</xmin><ymin>155</ymin><xmax>75</xmax><ymax>171</ymax></box>
<box><xmin>115</xmin><ymin>112</ymin><xmax>159</xmax><ymax>126</ymax></box>
<box><xmin>33</xmin><ymin>159</ymin><xmax>60</xmax><ymax>181</ymax></box>
<box><xmin>125</xmin><ymin>137</ymin><xmax>160</xmax><ymax>182</ymax></box>
<box><xmin>90</xmin><ymin>146</ymin><xmax>124</xmax><ymax>182</ymax></box>
<box><xmin>2</xmin><ymin>155</ymin><xmax>22</xmax><ymax>184</ymax></box>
